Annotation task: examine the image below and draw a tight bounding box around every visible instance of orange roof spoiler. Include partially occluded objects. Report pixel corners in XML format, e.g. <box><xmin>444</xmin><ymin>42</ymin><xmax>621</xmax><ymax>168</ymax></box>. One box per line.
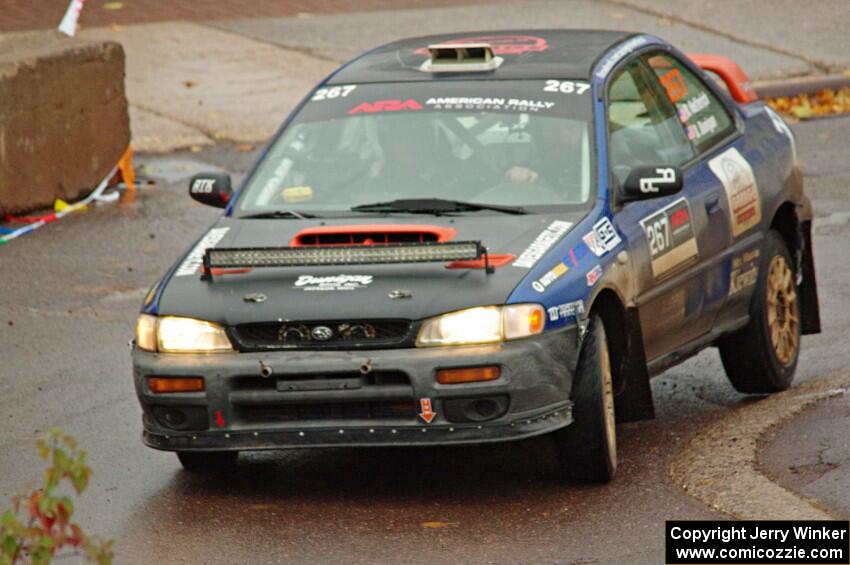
<box><xmin>687</xmin><ymin>53</ymin><xmax>758</xmax><ymax>104</ymax></box>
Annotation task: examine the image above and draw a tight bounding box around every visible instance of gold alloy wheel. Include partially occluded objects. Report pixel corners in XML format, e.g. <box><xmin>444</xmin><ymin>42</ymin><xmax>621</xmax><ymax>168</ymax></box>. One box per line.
<box><xmin>600</xmin><ymin>332</ymin><xmax>617</xmax><ymax>467</ymax></box>
<box><xmin>766</xmin><ymin>255</ymin><xmax>799</xmax><ymax>366</ymax></box>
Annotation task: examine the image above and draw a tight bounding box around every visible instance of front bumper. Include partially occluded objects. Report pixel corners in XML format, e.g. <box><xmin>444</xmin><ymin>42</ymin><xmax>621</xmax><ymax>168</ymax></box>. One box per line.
<box><xmin>132</xmin><ymin>327</ymin><xmax>578</xmax><ymax>451</ymax></box>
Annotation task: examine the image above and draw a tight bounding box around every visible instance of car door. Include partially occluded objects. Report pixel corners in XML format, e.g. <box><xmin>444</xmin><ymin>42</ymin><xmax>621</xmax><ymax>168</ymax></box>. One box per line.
<box><xmin>644</xmin><ymin>52</ymin><xmax>750</xmax><ymax>334</ymax></box>
<box><xmin>605</xmin><ymin>55</ymin><xmax>731</xmax><ymax>363</ymax></box>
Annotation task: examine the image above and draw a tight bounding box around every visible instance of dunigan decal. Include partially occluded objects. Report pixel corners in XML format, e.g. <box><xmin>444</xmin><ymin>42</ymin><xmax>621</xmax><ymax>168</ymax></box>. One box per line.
<box><xmin>582</xmin><ymin>217</ymin><xmax>622</xmax><ymax>257</ymax></box>
<box><xmin>512</xmin><ymin>220</ymin><xmax>573</xmax><ymax>268</ymax></box>
<box><xmin>639</xmin><ymin>197</ymin><xmax>699</xmax><ymax>279</ymax></box>
<box><xmin>532</xmin><ymin>262</ymin><xmax>568</xmax><ymax>293</ymax></box>
<box><xmin>586</xmin><ymin>264</ymin><xmax>602</xmax><ymax>287</ymax></box>
<box><xmin>294</xmin><ymin>275</ymin><xmax>373</xmax><ymax>291</ymax></box>
<box><xmin>729</xmin><ymin>249</ymin><xmax>760</xmax><ymax>296</ymax></box>
<box><xmin>547</xmin><ymin>300</ymin><xmax>585</xmax><ymax>322</ymax></box>
<box><xmin>709</xmin><ymin>147</ymin><xmax>762</xmax><ymax>237</ymax></box>
<box><xmin>174</xmin><ymin>227</ymin><xmax>230</xmax><ymax>276</ymax></box>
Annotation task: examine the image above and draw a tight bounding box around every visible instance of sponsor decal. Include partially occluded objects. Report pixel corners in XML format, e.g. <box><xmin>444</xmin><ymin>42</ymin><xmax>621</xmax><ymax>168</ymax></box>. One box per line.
<box><xmin>567</xmin><ymin>241</ymin><xmax>591</xmax><ymax>267</ymax></box>
<box><xmin>348</xmin><ymin>99</ymin><xmax>422</xmax><ymax>115</ymax></box>
<box><xmin>512</xmin><ymin>220</ymin><xmax>573</xmax><ymax>268</ymax></box>
<box><xmin>543</xmin><ymin>80</ymin><xmax>590</xmax><ymax>94</ymax></box>
<box><xmin>660</xmin><ymin>68</ymin><xmax>688</xmax><ymax>103</ymax></box>
<box><xmin>425</xmin><ymin>97</ymin><xmax>555</xmax><ymax>112</ymax></box>
<box><xmin>639</xmin><ymin>167</ymin><xmax>677</xmax><ymax>194</ymax></box>
<box><xmin>547</xmin><ymin>300</ymin><xmax>585</xmax><ymax>322</ymax></box>
<box><xmin>709</xmin><ymin>147</ymin><xmax>762</xmax><ymax>237</ymax></box>
<box><xmin>582</xmin><ymin>217</ymin><xmax>622</xmax><ymax>257</ymax></box>
<box><xmin>639</xmin><ymin>198</ymin><xmax>699</xmax><ymax>279</ymax></box>
<box><xmin>594</xmin><ymin>36</ymin><xmax>650</xmax><ymax>78</ymax></box>
<box><xmin>676</xmin><ymin>91</ymin><xmax>710</xmax><ymax>122</ymax></box>
<box><xmin>729</xmin><ymin>248</ymin><xmax>760</xmax><ymax>295</ymax></box>
<box><xmin>586</xmin><ymin>264</ymin><xmax>602</xmax><ymax>287</ymax></box>
<box><xmin>311</xmin><ymin>84</ymin><xmax>356</xmax><ymax>101</ymax></box>
<box><xmin>293</xmin><ymin>274</ymin><xmax>373</xmax><ymax>291</ymax></box>
<box><xmin>685</xmin><ymin>114</ymin><xmax>719</xmax><ymax>142</ymax></box>
<box><xmin>532</xmin><ymin>262</ymin><xmax>569</xmax><ymax>293</ymax></box>
<box><xmin>174</xmin><ymin>227</ymin><xmax>230</xmax><ymax>276</ymax></box>
<box><xmin>414</xmin><ymin>35</ymin><xmax>548</xmax><ymax>56</ymax></box>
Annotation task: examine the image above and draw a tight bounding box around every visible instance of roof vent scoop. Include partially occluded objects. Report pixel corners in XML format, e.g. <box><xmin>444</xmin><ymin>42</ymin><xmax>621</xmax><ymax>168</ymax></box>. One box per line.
<box><xmin>419</xmin><ymin>43</ymin><xmax>503</xmax><ymax>73</ymax></box>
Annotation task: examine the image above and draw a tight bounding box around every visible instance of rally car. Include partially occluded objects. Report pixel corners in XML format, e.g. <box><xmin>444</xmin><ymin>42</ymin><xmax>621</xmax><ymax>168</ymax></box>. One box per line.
<box><xmin>132</xmin><ymin>29</ymin><xmax>820</xmax><ymax>482</ymax></box>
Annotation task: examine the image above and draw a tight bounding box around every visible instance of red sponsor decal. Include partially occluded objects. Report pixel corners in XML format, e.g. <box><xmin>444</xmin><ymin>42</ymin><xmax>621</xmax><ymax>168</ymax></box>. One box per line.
<box><xmin>670</xmin><ymin>208</ymin><xmax>690</xmax><ymax>229</ymax></box>
<box><xmin>660</xmin><ymin>68</ymin><xmax>688</xmax><ymax>103</ymax></box>
<box><xmin>348</xmin><ymin>99</ymin><xmax>422</xmax><ymax>115</ymax></box>
<box><xmin>414</xmin><ymin>35</ymin><xmax>548</xmax><ymax>56</ymax></box>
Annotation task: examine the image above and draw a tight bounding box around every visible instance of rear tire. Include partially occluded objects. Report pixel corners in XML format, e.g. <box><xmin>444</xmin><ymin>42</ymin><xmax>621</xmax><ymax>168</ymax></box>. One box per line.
<box><xmin>718</xmin><ymin>230</ymin><xmax>800</xmax><ymax>393</ymax></box>
<box><xmin>553</xmin><ymin>314</ymin><xmax>617</xmax><ymax>483</ymax></box>
<box><xmin>176</xmin><ymin>450</ymin><xmax>238</xmax><ymax>473</ymax></box>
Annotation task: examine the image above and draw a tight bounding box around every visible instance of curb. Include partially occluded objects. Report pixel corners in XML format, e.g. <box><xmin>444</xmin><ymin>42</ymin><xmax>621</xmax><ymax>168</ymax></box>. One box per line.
<box><xmin>755</xmin><ymin>74</ymin><xmax>850</xmax><ymax>99</ymax></box>
<box><xmin>669</xmin><ymin>373</ymin><xmax>850</xmax><ymax>520</ymax></box>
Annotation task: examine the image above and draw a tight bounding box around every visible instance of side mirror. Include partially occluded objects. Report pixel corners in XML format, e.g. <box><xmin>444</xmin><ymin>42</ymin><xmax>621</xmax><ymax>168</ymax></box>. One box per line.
<box><xmin>621</xmin><ymin>166</ymin><xmax>683</xmax><ymax>201</ymax></box>
<box><xmin>189</xmin><ymin>173</ymin><xmax>232</xmax><ymax>208</ymax></box>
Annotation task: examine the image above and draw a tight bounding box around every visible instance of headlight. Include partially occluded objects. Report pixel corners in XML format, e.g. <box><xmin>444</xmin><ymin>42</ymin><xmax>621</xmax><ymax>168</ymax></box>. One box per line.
<box><xmin>135</xmin><ymin>315</ymin><xmax>233</xmax><ymax>353</ymax></box>
<box><xmin>416</xmin><ymin>304</ymin><xmax>544</xmax><ymax>347</ymax></box>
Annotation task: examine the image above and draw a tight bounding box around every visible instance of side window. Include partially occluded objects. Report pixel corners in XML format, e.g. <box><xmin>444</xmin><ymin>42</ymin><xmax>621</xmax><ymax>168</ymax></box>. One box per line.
<box><xmin>646</xmin><ymin>53</ymin><xmax>736</xmax><ymax>153</ymax></box>
<box><xmin>607</xmin><ymin>58</ymin><xmax>695</xmax><ymax>184</ymax></box>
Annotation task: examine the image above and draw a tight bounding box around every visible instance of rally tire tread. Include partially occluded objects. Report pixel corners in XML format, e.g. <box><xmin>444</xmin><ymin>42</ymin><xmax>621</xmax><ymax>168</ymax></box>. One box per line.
<box><xmin>553</xmin><ymin>314</ymin><xmax>616</xmax><ymax>483</ymax></box>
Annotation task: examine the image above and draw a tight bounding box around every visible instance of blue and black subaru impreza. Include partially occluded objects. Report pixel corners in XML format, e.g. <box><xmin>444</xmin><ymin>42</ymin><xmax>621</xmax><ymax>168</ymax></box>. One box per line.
<box><xmin>132</xmin><ymin>29</ymin><xmax>820</xmax><ymax>482</ymax></box>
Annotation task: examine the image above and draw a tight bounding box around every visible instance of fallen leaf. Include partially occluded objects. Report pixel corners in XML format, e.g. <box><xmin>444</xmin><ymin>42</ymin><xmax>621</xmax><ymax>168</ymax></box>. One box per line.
<box><xmin>421</xmin><ymin>521</ymin><xmax>459</xmax><ymax>529</ymax></box>
<box><xmin>235</xmin><ymin>143</ymin><xmax>255</xmax><ymax>153</ymax></box>
<box><xmin>183</xmin><ymin>80</ymin><xmax>198</xmax><ymax>89</ymax></box>
<box><xmin>103</xmin><ymin>2</ymin><xmax>123</xmax><ymax>10</ymax></box>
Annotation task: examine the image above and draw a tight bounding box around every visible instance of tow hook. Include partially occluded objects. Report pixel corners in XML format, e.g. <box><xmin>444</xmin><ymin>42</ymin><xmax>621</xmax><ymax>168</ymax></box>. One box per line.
<box><xmin>259</xmin><ymin>360</ymin><xmax>273</xmax><ymax>378</ymax></box>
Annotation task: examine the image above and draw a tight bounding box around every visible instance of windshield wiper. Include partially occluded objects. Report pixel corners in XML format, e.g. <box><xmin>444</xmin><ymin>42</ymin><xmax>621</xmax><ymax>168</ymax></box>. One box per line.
<box><xmin>351</xmin><ymin>198</ymin><xmax>527</xmax><ymax>215</ymax></box>
<box><xmin>239</xmin><ymin>210</ymin><xmax>317</xmax><ymax>220</ymax></box>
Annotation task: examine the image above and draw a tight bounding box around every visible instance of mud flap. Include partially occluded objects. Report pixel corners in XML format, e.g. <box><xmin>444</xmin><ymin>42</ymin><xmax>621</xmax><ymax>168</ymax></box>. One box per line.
<box><xmin>614</xmin><ymin>307</ymin><xmax>655</xmax><ymax>422</ymax></box>
<box><xmin>798</xmin><ymin>220</ymin><xmax>821</xmax><ymax>335</ymax></box>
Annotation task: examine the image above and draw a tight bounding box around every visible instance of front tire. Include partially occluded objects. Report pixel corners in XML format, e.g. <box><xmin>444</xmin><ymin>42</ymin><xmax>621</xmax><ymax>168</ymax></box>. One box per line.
<box><xmin>176</xmin><ymin>450</ymin><xmax>239</xmax><ymax>473</ymax></box>
<box><xmin>718</xmin><ymin>230</ymin><xmax>800</xmax><ymax>393</ymax></box>
<box><xmin>553</xmin><ymin>314</ymin><xmax>617</xmax><ymax>483</ymax></box>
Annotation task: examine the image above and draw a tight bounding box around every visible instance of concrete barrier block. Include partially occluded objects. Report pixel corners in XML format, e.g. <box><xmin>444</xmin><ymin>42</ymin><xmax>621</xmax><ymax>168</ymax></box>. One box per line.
<box><xmin>0</xmin><ymin>31</ymin><xmax>130</xmax><ymax>215</ymax></box>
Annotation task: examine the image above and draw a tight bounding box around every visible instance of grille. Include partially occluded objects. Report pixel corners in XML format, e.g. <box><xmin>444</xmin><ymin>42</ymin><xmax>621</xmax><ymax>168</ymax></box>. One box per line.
<box><xmin>229</xmin><ymin>319</ymin><xmax>413</xmax><ymax>351</ymax></box>
<box><xmin>235</xmin><ymin>401</ymin><xmax>417</xmax><ymax>423</ymax></box>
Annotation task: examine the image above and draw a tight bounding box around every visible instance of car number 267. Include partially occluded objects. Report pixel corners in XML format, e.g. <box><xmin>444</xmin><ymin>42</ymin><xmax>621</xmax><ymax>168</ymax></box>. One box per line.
<box><xmin>645</xmin><ymin>215</ymin><xmax>671</xmax><ymax>256</ymax></box>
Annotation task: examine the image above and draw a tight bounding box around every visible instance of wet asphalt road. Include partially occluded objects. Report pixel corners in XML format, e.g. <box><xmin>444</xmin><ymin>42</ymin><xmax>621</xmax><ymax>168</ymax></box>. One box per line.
<box><xmin>1</xmin><ymin>115</ymin><xmax>849</xmax><ymax>564</ymax></box>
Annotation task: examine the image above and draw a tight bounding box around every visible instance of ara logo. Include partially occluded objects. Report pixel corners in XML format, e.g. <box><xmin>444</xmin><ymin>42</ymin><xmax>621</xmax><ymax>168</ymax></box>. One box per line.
<box><xmin>348</xmin><ymin>99</ymin><xmax>423</xmax><ymax>115</ymax></box>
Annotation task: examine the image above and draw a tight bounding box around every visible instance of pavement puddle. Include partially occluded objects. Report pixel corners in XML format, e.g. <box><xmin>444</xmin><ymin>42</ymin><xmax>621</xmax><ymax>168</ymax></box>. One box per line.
<box><xmin>669</xmin><ymin>372</ymin><xmax>850</xmax><ymax>520</ymax></box>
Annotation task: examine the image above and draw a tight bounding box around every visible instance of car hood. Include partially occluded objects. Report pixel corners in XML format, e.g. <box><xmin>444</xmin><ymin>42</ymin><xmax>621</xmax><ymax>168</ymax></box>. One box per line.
<box><xmin>155</xmin><ymin>213</ymin><xmax>585</xmax><ymax>324</ymax></box>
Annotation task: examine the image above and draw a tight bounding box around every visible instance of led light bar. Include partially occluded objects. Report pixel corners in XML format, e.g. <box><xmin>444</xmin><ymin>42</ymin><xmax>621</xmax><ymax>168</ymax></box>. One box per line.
<box><xmin>202</xmin><ymin>241</ymin><xmax>485</xmax><ymax>278</ymax></box>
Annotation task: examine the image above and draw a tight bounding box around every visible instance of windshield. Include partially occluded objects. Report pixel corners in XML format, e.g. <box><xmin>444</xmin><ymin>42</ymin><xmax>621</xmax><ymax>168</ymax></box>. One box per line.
<box><xmin>237</xmin><ymin>81</ymin><xmax>595</xmax><ymax>215</ymax></box>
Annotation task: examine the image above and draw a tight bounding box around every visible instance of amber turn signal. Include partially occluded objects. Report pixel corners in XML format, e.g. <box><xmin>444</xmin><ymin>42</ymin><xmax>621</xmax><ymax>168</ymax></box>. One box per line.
<box><xmin>436</xmin><ymin>366</ymin><xmax>501</xmax><ymax>385</ymax></box>
<box><xmin>148</xmin><ymin>377</ymin><xmax>205</xmax><ymax>394</ymax></box>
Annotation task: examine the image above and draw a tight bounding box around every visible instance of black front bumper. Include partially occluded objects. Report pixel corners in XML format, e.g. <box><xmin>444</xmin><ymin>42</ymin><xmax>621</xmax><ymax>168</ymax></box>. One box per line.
<box><xmin>132</xmin><ymin>327</ymin><xmax>579</xmax><ymax>451</ymax></box>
